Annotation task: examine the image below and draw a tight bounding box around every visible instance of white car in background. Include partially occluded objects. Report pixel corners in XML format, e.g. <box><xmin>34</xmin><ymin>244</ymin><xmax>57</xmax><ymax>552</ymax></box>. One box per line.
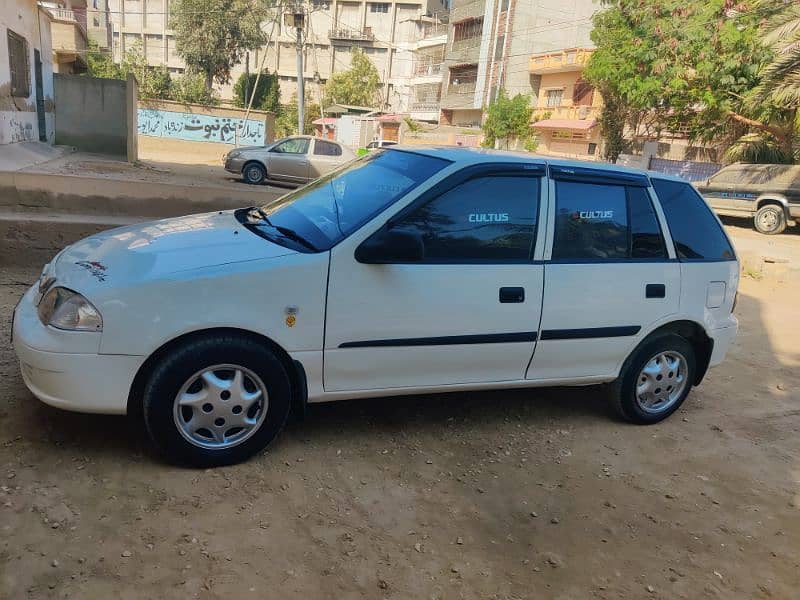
<box><xmin>13</xmin><ymin>148</ymin><xmax>739</xmax><ymax>466</ymax></box>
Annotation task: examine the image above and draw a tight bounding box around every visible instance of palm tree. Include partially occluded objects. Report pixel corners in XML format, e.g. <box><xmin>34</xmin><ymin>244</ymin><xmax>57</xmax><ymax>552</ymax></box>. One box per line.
<box><xmin>725</xmin><ymin>0</ymin><xmax>799</xmax><ymax>163</ymax></box>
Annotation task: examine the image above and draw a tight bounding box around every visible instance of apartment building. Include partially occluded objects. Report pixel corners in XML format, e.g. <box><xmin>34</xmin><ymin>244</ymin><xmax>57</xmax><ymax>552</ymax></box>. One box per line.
<box><xmin>529</xmin><ymin>47</ymin><xmax>602</xmax><ymax>159</ymax></box>
<box><xmin>40</xmin><ymin>0</ymin><xmax>89</xmax><ymax>74</ymax></box>
<box><xmin>440</xmin><ymin>0</ymin><xmax>597</xmax><ymax>127</ymax></box>
<box><xmin>107</xmin><ymin>0</ymin><xmax>447</xmax><ymax>111</ymax></box>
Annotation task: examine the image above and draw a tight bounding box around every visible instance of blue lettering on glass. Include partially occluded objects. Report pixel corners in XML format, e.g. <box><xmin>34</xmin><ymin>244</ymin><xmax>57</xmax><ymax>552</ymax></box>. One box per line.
<box><xmin>137</xmin><ymin>108</ymin><xmax>265</xmax><ymax>145</ymax></box>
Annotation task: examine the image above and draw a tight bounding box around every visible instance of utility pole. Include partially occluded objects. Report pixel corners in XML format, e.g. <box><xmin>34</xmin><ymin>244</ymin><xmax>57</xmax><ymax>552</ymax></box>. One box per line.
<box><xmin>285</xmin><ymin>8</ymin><xmax>306</xmax><ymax>134</ymax></box>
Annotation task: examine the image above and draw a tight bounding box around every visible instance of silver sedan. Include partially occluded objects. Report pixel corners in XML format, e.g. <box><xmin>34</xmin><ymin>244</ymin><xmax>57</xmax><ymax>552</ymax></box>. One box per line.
<box><xmin>224</xmin><ymin>135</ymin><xmax>355</xmax><ymax>185</ymax></box>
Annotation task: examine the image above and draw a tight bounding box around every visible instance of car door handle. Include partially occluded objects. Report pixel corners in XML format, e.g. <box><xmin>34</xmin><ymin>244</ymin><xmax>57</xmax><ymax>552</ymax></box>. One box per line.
<box><xmin>499</xmin><ymin>287</ymin><xmax>525</xmax><ymax>303</ymax></box>
<box><xmin>646</xmin><ymin>284</ymin><xmax>666</xmax><ymax>298</ymax></box>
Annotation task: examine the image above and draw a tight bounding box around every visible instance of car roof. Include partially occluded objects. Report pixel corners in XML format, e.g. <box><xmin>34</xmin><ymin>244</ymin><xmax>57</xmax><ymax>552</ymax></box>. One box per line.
<box><xmin>386</xmin><ymin>145</ymin><xmax>687</xmax><ymax>183</ymax></box>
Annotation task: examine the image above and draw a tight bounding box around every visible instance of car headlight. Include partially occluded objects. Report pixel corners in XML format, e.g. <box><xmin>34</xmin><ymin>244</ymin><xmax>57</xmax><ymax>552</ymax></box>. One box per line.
<box><xmin>227</xmin><ymin>150</ymin><xmax>241</xmax><ymax>159</ymax></box>
<box><xmin>37</xmin><ymin>287</ymin><xmax>103</xmax><ymax>331</ymax></box>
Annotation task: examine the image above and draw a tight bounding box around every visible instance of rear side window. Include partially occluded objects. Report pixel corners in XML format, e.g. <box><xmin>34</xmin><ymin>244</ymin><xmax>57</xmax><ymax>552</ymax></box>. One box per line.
<box><xmin>314</xmin><ymin>140</ymin><xmax>342</xmax><ymax>156</ymax></box>
<box><xmin>651</xmin><ymin>179</ymin><xmax>735</xmax><ymax>261</ymax></box>
<box><xmin>552</xmin><ymin>181</ymin><xmax>667</xmax><ymax>260</ymax></box>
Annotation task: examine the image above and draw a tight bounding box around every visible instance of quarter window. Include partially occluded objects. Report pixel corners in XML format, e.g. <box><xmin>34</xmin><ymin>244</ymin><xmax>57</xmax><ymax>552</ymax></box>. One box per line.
<box><xmin>651</xmin><ymin>179</ymin><xmax>735</xmax><ymax>261</ymax></box>
<box><xmin>392</xmin><ymin>174</ymin><xmax>540</xmax><ymax>262</ymax></box>
<box><xmin>313</xmin><ymin>140</ymin><xmax>341</xmax><ymax>156</ymax></box>
<box><xmin>552</xmin><ymin>180</ymin><xmax>667</xmax><ymax>260</ymax></box>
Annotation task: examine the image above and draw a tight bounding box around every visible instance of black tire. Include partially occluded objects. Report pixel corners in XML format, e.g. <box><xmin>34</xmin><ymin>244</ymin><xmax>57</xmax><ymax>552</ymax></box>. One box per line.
<box><xmin>242</xmin><ymin>161</ymin><xmax>267</xmax><ymax>185</ymax></box>
<box><xmin>143</xmin><ymin>333</ymin><xmax>292</xmax><ymax>467</ymax></box>
<box><xmin>754</xmin><ymin>204</ymin><xmax>787</xmax><ymax>235</ymax></box>
<box><xmin>609</xmin><ymin>333</ymin><xmax>696</xmax><ymax>424</ymax></box>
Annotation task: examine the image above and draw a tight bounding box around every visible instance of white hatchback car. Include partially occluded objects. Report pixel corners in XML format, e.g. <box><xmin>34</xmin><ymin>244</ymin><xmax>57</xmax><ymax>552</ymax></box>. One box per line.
<box><xmin>12</xmin><ymin>148</ymin><xmax>739</xmax><ymax>466</ymax></box>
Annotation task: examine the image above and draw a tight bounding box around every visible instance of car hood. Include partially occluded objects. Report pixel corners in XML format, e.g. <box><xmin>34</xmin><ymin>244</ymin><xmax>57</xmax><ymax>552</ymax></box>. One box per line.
<box><xmin>51</xmin><ymin>211</ymin><xmax>296</xmax><ymax>292</ymax></box>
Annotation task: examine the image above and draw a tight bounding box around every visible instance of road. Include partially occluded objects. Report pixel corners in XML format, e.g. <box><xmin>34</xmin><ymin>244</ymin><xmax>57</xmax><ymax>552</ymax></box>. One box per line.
<box><xmin>0</xmin><ymin>227</ymin><xmax>798</xmax><ymax>599</ymax></box>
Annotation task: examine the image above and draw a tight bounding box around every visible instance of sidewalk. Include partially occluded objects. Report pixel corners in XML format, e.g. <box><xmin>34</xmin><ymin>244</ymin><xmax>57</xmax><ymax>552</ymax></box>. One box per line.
<box><xmin>0</xmin><ymin>142</ymin><xmax>288</xmax><ymax>265</ymax></box>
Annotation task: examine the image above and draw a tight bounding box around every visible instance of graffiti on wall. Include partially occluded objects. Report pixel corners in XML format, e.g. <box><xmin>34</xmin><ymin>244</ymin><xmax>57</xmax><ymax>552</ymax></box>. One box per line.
<box><xmin>137</xmin><ymin>108</ymin><xmax>266</xmax><ymax>144</ymax></box>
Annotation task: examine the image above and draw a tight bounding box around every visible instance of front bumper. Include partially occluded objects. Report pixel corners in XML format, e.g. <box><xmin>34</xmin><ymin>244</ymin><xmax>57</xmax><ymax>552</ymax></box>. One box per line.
<box><xmin>224</xmin><ymin>156</ymin><xmax>245</xmax><ymax>174</ymax></box>
<box><xmin>12</xmin><ymin>286</ymin><xmax>143</xmax><ymax>415</ymax></box>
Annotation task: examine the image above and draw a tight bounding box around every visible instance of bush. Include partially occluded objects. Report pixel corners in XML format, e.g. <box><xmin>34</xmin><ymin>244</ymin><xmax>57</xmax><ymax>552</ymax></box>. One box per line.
<box><xmin>233</xmin><ymin>71</ymin><xmax>280</xmax><ymax>112</ymax></box>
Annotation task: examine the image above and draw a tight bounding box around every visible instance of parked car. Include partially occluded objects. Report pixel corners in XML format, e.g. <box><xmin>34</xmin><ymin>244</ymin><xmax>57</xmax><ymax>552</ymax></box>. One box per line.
<box><xmin>366</xmin><ymin>140</ymin><xmax>398</xmax><ymax>150</ymax></box>
<box><xmin>13</xmin><ymin>148</ymin><xmax>739</xmax><ymax>467</ymax></box>
<box><xmin>224</xmin><ymin>135</ymin><xmax>355</xmax><ymax>185</ymax></box>
<box><xmin>695</xmin><ymin>163</ymin><xmax>800</xmax><ymax>234</ymax></box>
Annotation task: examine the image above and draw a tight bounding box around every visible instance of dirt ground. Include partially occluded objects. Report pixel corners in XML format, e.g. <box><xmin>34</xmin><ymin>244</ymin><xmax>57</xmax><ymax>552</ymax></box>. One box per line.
<box><xmin>0</xmin><ymin>223</ymin><xmax>798</xmax><ymax>599</ymax></box>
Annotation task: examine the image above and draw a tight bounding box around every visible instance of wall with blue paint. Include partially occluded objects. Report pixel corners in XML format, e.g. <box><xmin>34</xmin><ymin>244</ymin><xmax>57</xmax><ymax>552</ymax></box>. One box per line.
<box><xmin>137</xmin><ymin>101</ymin><xmax>274</xmax><ymax>146</ymax></box>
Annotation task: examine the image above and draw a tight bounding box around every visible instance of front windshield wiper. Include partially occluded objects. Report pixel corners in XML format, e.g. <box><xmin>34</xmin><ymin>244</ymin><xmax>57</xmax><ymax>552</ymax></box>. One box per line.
<box><xmin>246</xmin><ymin>207</ymin><xmax>318</xmax><ymax>252</ymax></box>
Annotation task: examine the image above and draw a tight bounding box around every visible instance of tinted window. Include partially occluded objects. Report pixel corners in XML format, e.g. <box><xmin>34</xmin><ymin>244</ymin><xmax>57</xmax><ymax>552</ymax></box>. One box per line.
<box><xmin>314</xmin><ymin>140</ymin><xmax>341</xmax><ymax>156</ymax></box>
<box><xmin>652</xmin><ymin>179</ymin><xmax>735</xmax><ymax>261</ymax></box>
<box><xmin>709</xmin><ymin>167</ymin><xmax>743</xmax><ymax>185</ymax></box>
<box><xmin>553</xmin><ymin>181</ymin><xmax>628</xmax><ymax>259</ymax></box>
<box><xmin>250</xmin><ymin>150</ymin><xmax>450</xmax><ymax>251</ymax></box>
<box><xmin>393</xmin><ymin>175</ymin><xmax>540</xmax><ymax>262</ymax></box>
<box><xmin>629</xmin><ymin>187</ymin><xmax>667</xmax><ymax>258</ymax></box>
<box><xmin>272</xmin><ymin>138</ymin><xmax>309</xmax><ymax>154</ymax></box>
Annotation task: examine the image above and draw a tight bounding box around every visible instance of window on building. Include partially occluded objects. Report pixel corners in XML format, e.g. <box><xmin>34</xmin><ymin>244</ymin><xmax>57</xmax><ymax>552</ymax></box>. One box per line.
<box><xmin>552</xmin><ymin>180</ymin><xmax>668</xmax><ymax>261</ymax></box>
<box><xmin>545</xmin><ymin>89</ymin><xmax>563</xmax><ymax>107</ymax></box>
<box><xmin>7</xmin><ymin>30</ymin><xmax>30</xmax><ymax>98</ymax></box>
<box><xmin>453</xmin><ymin>17</ymin><xmax>483</xmax><ymax>42</ymax></box>
<box><xmin>494</xmin><ymin>35</ymin><xmax>505</xmax><ymax>60</ymax></box>
<box><xmin>572</xmin><ymin>79</ymin><xmax>594</xmax><ymax>106</ymax></box>
<box><xmin>391</xmin><ymin>174</ymin><xmax>541</xmax><ymax>262</ymax></box>
<box><xmin>369</xmin><ymin>3</ymin><xmax>389</xmax><ymax>13</ymax></box>
<box><xmin>500</xmin><ymin>0</ymin><xmax>510</xmax><ymax>10</ymax></box>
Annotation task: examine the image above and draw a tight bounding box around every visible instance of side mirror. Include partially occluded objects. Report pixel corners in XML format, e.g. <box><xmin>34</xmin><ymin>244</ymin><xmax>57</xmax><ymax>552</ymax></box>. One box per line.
<box><xmin>355</xmin><ymin>228</ymin><xmax>424</xmax><ymax>264</ymax></box>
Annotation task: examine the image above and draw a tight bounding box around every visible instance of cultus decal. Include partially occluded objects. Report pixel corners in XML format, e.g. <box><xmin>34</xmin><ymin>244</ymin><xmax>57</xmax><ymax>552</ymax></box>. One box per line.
<box><xmin>468</xmin><ymin>213</ymin><xmax>509</xmax><ymax>223</ymax></box>
<box><xmin>578</xmin><ymin>210</ymin><xmax>614</xmax><ymax>220</ymax></box>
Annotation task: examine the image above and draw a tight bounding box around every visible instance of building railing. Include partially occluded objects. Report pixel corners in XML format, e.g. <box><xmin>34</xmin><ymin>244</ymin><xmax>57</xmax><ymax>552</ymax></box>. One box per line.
<box><xmin>50</xmin><ymin>7</ymin><xmax>87</xmax><ymax>34</ymax></box>
<box><xmin>532</xmin><ymin>105</ymin><xmax>601</xmax><ymax>121</ymax></box>
<box><xmin>529</xmin><ymin>48</ymin><xmax>594</xmax><ymax>74</ymax></box>
<box><xmin>328</xmin><ymin>27</ymin><xmax>375</xmax><ymax>42</ymax></box>
<box><xmin>413</xmin><ymin>62</ymin><xmax>443</xmax><ymax>76</ymax></box>
<box><xmin>411</xmin><ymin>101</ymin><xmax>441</xmax><ymax>112</ymax></box>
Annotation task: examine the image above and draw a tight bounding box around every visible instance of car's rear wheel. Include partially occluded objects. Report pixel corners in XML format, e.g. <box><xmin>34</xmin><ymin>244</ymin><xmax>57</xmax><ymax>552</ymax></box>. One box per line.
<box><xmin>242</xmin><ymin>162</ymin><xmax>267</xmax><ymax>185</ymax></box>
<box><xmin>754</xmin><ymin>204</ymin><xmax>787</xmax><ymax>235</ymax></box>
<box><xmin>609</xmin><ymin>333</ymin><xmax>696</xmax><ymax>424</ymax></box>
<box><xmin>143</xmin><ymin>333</ymin><xmax>292</xmax><ymax>467</ymax></box>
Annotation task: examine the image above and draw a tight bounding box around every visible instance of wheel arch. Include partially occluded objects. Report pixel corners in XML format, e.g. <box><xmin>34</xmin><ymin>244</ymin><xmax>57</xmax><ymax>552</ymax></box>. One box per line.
<box><xmin>127</xmin><ymin>327</ymin><xmax>306</xmax><ymax>420</ymax></box>
<box><xmin>631</xmin><ymin>320</ymin><xmax>714</xmax><ymax>386</ymax></box>
<box><xmin>756</xmin><ymin>195</ymin><xmax>789</xmax><ymax>214</ymax></box>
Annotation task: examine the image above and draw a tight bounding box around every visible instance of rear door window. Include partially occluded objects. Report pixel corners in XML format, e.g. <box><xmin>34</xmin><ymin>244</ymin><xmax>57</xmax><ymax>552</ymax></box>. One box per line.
<box><xmin>651</xmin><ymin>178</ymin><xmax>736</xmax><ymax>261</ymax></box>
<box><xmin>552</xmin><ymin>180</ymin><xmax>667</xmax><ymax>260</ymax></box>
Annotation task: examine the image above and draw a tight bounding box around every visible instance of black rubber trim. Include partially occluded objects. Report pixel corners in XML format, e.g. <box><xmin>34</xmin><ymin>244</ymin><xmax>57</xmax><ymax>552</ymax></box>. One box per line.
<box><xmin>339</xmin><ymin>332</ymin><xmax>538</xmax><ymax>348</ymax></box>
<box><xmin>549</xmin><ymin>165</ymin><xmax>650</xmax><ymax>187</ymax></box>
<box><xmin>540</xmin><ymin>326</ymin><xmax>641</xmax><ymax>340</ymax></box>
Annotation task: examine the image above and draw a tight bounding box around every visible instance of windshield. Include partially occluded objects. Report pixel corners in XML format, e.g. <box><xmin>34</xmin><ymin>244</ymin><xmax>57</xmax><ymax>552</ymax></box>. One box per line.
<box><xmin>253</xmin><ymin>149</ymin><xmax>450</xmax><ymax>251</ymax></box>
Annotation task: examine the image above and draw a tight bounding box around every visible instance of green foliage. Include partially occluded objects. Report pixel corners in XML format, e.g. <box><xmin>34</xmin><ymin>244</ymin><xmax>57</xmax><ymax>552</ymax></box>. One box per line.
<box><xmin>275</xmin><ymin>96</ymin><xmax>321</xmax><ymax>137</ymax></box>
<box><xmin>170</xmin><ymin>0</ymin><xmax>272</xmax><ymax>91</ymax></box>
<box><xmin>585</xmin><ymin>1</ymin><xmax>770</xmax><ymax>145</ymax></box>
<box><xmin>233</xmin><ymin>71</ymin><xmax>280</xmax><ymax>112</ymax></box>
<box><xmin>724</xmin><ymin>132</ymin><xmax>794</xmax><ymax>164</ymax></box>
<box><xmin>324</xmin><ymin>49</ymin><xmax>382</xmax><ymax>107</ymax></box>
<box><xmin>85</xmin><ymin>41</ymin><xmax>120</xmax><ymax>79</ymax></box>
<box><xmin>481</xmin><ymin>90</ymin><xmax>533</xmax><ymax>149</ymax></box>
<box><xmin>171</xmin><ymin>70</ymin><xmax>220</xmax><ymax>105</ymax></box>
<box><xmin>404</xmin><ymin>116</ymin><xmax>422</xmax><ymax>134</ymax></box>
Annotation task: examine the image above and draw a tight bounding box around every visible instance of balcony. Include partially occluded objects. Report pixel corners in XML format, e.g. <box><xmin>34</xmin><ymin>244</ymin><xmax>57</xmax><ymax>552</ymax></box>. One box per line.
<box><xmin>49</xmin><ymin>7</ymin><xmax>88</xmax><ymax>71</ymax></box>
<box><xmin>328</xmin><ymin>27</ymin><xmax>375</xmax><ymax>42</ymax></box>
<box><xmin>532</xmin><ymin>105</ymin><xmax>601</xmax><ymax>121</ymax></box>
<box><xmin>440</xmin><ymin>81</ymin><xmax>476</xmax><ymax>109</ymax></box>
<box><xmin>529</xmin><ymin>48</ymin><xmax>594</xmax><ymax>74</ymax></box>
<box><xmin>413</xmin><ymin>62</ymin><xmax>443</xmax><ymax>77</ymax></box>
<box><xmin>451</xmin><ymin>0</ymin><xmax>486</xmax><ymax>23</ymax></box>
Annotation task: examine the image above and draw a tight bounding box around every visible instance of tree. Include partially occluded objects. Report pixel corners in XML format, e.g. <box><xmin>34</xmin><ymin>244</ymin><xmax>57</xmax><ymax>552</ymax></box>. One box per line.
<box><xmin>324</xmin><ymin>48</ymin><xmax>382</xmax><ymax>107</ymax></box>
<box><xmin>584</xmin><ymin>1</ymin><xmax>771</xmax><ymax>159</ymax></box>
<box><xmin>481</xmin><ymin>90</ymin><xmax>533</xmax><ymax>149</ymax></box>
<box><xmin>114</xmin><ymin>42</ymin><xmax>173</xmax><ymax>100</ymax></box>
<box><xmin>233</xmin><ymin>70</ymin><xmax>280</xmax><ymax>112</ymax></box>
<box><xmin>170</xmin><ymin>0</ymin><xmax>272</xmax><ymax>92</ymax></box>
<box><xmin>85</xmin><ymin>41</ymin><xmax>120</xmax><ymax>79</ymax></box>
<box><xmin>171</xmin><ymin>70</ymin><xmax>220</xmax><ymax>105</ymax></box>
<box><xmin>275</xmin><ymin>96</ymin><xmax>321</xmax><ymax>137</ymax></box>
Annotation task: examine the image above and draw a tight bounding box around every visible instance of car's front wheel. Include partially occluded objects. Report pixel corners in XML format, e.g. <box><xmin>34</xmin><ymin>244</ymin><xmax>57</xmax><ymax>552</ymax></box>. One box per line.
<box><xmin>609</xmin><ymin>333</ymin><xmax>696</xmax><ymax>424</ymax></box>
<box><xmin>242</xmin><ymin>161</ymin><xmax>267</xmax><ymax>185</ymax></box>
<box><xmin>754</xmin><ymin>204</ymin><xmax>787</xmax><ymax>235</ymax></box>
<box><xmin>143</xmin><ymin>333</ymin><xmax>292</xmax><ymax>467</ymax></box>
